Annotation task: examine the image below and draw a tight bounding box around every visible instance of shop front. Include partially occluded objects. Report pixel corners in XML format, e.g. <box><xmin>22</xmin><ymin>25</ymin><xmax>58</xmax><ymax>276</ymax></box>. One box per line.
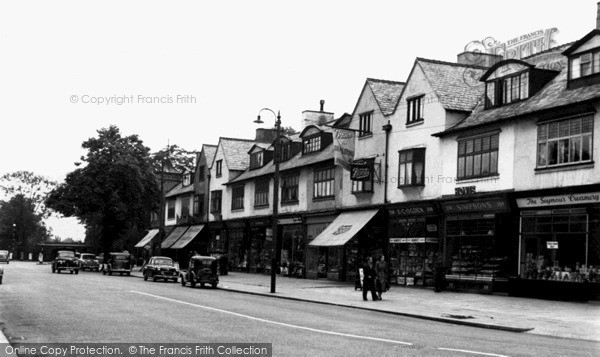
<box><xmin>308</xmin><ymin>209</ymin><xmax>383</xmax><ymax>282</ymax></box>
<box><xmin>225</xmin><ymin>220</ymin><xmax>245</xmax><ymax>272</ymax></box>
<box><xmin>512</xmin><ymin>189</ymin><xmax>600</xmax><ymax>300</ymax></box>
<box><xmin>305</xmin><ymin>215</ymin><xmax>336</xmax><ymax>279</ymax></box>
<box><xmin>387</xmin><ymin>202</ymin><xmax>440</xmax><ymax>287</ymax></box>
<box><xmin>278</xmin><ymin>216</ymin><xmax>305</xmax><ymax>277</ymax></box>
<box><xmin>441</xmin><ymin>194</ymin><xmax>514</xmax><ymax>293</ymax></box>
<box><xmin>248</xmin><ymin>217</ymin><xmax>272</xmax><ymax>274</ymax></box>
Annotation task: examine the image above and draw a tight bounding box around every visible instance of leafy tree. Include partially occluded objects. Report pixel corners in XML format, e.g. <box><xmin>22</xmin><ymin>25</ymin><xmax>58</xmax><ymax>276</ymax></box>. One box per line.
<box><xmin>281</xmin><ymin>126</ymin><xmax>298</xmax><ymax>136</ymax></box>
<box><xmin>150</xmin><ymin>144</ymin><xmax>197</xmax><ymax>173</ymax></box>
<box><xmin>0</xmin><ymin>171</ymin><xmax>57</xmax><ymax>219</ymax></box>
<box><xmin>0</xmin><ymin>194</ymin><xmax>49</xmax><ymax>255</ymax></box>
<box><xmin>46</xmin><ymin>125</ymin><xmax>161</xmax><ymax>257</ymax></box>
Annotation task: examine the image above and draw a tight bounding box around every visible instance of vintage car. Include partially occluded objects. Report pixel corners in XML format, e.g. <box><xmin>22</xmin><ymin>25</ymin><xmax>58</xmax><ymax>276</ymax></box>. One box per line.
<box><xmin>76</xmin><ymin>253</ymin><xmax>100</xmax><ymax>271</ymax></box>
<box><xmin>142</xmin><ymin>256</ymin><xmax>178</xmax><ymax>282</ymax></box>
<box><xmin>102</xmin><ymin>252</ymin><xmax>132</xmax><ymax>276</ymax></box>
<box><xmin>0</xmin><ymin>250</ymin><xmax>9</xmax><ymax>264</ymax></box>
<box><xmin>180</xmin><ymin>255</ymin><xmax>219</xmax><ymax>289</ymax></box>
<box><xmin>51</xmin><ymin>250</ymin><xmax>80</xmax><ymax>274</ymax></box>
<box><xmin>0</xmin><ymin>265</ymin><xmax>4</xmax><ymax>284</ymax></box>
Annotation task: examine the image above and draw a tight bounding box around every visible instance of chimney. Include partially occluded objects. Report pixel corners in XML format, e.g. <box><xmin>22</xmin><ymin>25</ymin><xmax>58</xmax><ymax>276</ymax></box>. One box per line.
<box><xmin>320</xmin><ymin>99</ymin><xmax>325</xmax><ymax>112</ymax></box>
<box><xmin>301</xmin><ymin>100</ymin><xmax>334</xmax><ymax>129</ymax></box>
<box><xmin>457</xmin><ymin>52</ymin><xmax>503</xmax><ymax>68</ymax></box>
<box><xmin>255</xmin><ymin>128</ymin><xmax>278</xmax><ymax>143</ymax></box>
<box><xmin>597</xmin><ymin>2</ymin><xmax>600</xmax><ymax>29</ymax></box>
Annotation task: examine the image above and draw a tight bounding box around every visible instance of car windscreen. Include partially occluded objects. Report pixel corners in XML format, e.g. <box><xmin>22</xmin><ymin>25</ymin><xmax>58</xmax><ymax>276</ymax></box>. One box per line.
<box><xmin>153</xmin><ymin>259</ymin><xmax>173</xmax><ymax>265</ymax></box>
<box><xmin>81</xmin><ymin>255</ymin><xmax>96</xmax><ymax>260</ymax></box>
<box><xmin>0</xmin><ymin>251</ymin><xmax>8</xmax><ymax>257</ymax></box>
<box><xmin>113</xmin><ymin>255</ymin><xmax>129</xmax><ymax>260</ymax></box>
<box><xmin>57</xmin><ymin>251</ymin><xmax>75</xmax><ymax>258</ymax></box>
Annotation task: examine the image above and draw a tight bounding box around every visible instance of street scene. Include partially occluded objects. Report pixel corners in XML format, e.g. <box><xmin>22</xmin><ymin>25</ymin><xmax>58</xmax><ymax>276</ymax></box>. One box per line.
<box><xmin>2</xmin><ymin>1</ymin><xmax>600</xmax><ymax>356</ymax></box>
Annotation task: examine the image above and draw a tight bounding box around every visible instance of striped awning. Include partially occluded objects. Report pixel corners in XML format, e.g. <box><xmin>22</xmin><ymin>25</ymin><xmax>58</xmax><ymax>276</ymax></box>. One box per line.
<box><xmin>309</xmin><ymin>209</ymin><xmax>379</xmax><ymax>246</ymax></box>
<box><xmin>170</xmin><ymin>225</ymin><xmax>205</xmax><ymax>249</ymax></box>
<box><xmin>134</xmin><ymin>229</ymin><xmax>159</xmax><ymax>249</ymax></box>
<box><xmin>161</xmin><ymin>226</ymin><xmax>189</xmax><ymax>249</ymax></box>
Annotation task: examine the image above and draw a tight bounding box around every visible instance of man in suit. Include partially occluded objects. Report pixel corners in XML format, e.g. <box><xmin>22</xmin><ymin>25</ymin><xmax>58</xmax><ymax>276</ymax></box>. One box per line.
<box><xmin>362</xmin><ymin>256</ymin><xmax>379</xmax><ymax>301</ymax></box>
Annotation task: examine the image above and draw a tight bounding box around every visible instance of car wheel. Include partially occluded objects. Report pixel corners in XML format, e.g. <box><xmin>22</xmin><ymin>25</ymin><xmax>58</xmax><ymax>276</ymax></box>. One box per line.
<box><xmin>173</xmin><ymin>278</ymin><xmax>178</xmax><ymax>283</ymax></box>
<box><xmin>103</xmin><ymin>270</ymin><xmax>106</xmax><ymax>275</ymax></box>
<box><xmin>143</xmin><ymin>273</ymin><xmax>148</xmax><ymax>281</ymax></box>
<box><xmin>190</xmin><ymin>277</ymin><xmax>196</xmax><ymax>288</ymax></box>
<box><xmin>52</xmin><ymin>266</ymin><xmax>55</xmax><ymax>273</ymax></box>
<box><xmin>108</xmin><ymin>271</ymin><xmax>112</xmax><ymax>276</ymax></box>
<box><xmin>57</xmin><ymin>269</ymin><xmax>61</xmax><ymax>274</ymax></box>
<box><xmin>70</xmin><ymin>270</ymin><xmax>73</xmax><ymax>274</ymax></box>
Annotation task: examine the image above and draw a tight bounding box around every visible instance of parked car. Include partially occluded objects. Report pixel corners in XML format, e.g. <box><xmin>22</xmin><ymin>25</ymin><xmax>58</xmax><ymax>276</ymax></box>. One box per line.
<box><xmin>180</xmin><ymin>255</ymin><xmax>218</xmax><ymax>288</ymax></box>
<box><xmin>142</xmin><ymin>256</ymin><xmax>178</xmax><ymax>282</ymax></box>
<box><xmin>0</xmin><ymin>265</ymin><xmax>4</xmax><ymax>284</ymax></box>
<box><xmin>51</xmin><ymin>250</ymin><xmax>80</xmax><ymax>274</ymax></box>
<box><xmin>102</xmin><ymin>252</ymin><xmax>132</xmax><ymax>276</ymax></box>
<box><xmin>76</xmin><ymin>253</ymin><xmax>100</xmax><ymax>271</ymax></box>
<box><xmin>0</xmin><ymin>250</ymin><xmax>9</xmax><ymax>264</ymax></box>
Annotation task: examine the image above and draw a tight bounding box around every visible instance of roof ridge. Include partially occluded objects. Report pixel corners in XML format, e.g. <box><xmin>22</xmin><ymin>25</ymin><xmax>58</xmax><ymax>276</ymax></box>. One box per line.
<box><xmin>416</xmin><ymin>57</ymin><xmax>488</xmax><ymax>70</ymax></box>
<box><xmin>203</xmin><ymin>144</ymin><xmax>217</xmax><ymax>148</ymax></box>
<box><xmin>521</xmin><ymin>42</ymin><xmax>574</xmax><ymax>60</ymax></box>
<box><xmin>366</xmin><ymin>77</ymin><xmax>405</xmax><ymax>85</ymax></box>
<box><xmin>219</xmin><ymin>136</ymin><xmax>256</xmax><ymax>142</ymax></box>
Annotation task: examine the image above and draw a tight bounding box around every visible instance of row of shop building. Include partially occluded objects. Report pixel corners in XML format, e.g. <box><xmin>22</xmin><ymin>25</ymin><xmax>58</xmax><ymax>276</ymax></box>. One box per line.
<box><xmin>136</xmin><ymin>23</ymin><xmax>600</xmax><ymax>300</ymax></box>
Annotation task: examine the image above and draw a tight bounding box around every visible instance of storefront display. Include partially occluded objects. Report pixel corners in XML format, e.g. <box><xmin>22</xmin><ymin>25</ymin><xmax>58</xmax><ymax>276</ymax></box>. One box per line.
<box><xmin>280</xmin><ymin>222</ymin><xmax>304</xmax><ymax>277</ymax></box>
<box><xmin>227</xmin><ymin>229</ymin><xmax>245</xmax><ymax>271</ymax></box>
<box><xmin>305</xmin><ymin>217</ymin><xmax>334</xmax><ymax>279</ymax></box>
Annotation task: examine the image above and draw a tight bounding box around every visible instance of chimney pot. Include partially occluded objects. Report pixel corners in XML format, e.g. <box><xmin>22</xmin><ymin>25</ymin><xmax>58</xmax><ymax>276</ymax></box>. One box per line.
<box><xmin>596</xmin><ymin>2</ymin><xmax>600</xmax><ymax>30</ymax></box>
<box><xmin>320</xmin><ymin>99</ymin><xmax>325</xmax><ymax>112</ymax></box>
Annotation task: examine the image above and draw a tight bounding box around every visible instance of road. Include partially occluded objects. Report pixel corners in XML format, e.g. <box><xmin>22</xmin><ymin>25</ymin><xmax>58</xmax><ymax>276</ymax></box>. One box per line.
<box><xmin>1</xmin><ymin>261</ymin><xmax>599</xmax><ymax>356</ymax></box>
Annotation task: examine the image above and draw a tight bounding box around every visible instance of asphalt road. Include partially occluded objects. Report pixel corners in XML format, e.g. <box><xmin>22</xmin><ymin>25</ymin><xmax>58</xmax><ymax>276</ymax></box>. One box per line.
<box><xmin>1</xmin><ymin>261</ymin><xmax>599</xmax><ymax>357</ymax></box>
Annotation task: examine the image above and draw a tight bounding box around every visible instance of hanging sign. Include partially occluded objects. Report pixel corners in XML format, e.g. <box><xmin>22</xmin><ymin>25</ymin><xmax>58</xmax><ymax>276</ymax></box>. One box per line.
<box><xmin>333</xmin><ymin>128</ymin><xmax>355</xmax><ymax>171</ymax></box>
<box><xmin>350</xmin><ymin>159</ymin><xmax>373</xmax><ymax>181</ymax></box>
<box><xmin>547</xmin><ymin>241</ymin><xmax>558</xmax><ymax>249</ymax></box>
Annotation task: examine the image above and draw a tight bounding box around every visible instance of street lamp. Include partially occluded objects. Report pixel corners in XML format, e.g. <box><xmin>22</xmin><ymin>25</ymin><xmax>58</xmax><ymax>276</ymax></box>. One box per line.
<box><xmin>255</xmin><ymin>108</ymin><xmax>281</xmax><ymax>293</ymax></box>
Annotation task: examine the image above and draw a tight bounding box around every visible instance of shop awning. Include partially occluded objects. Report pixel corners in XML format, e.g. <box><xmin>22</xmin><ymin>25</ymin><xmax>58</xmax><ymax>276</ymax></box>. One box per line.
<box><xmin>134</xmin><ymin>229</ymin><xmax>159</xmax><ymax>248</ymax></box>
<box><xmin>169</xmin><ymin>225</ymin><xmax>205</xmax><ymax>250</ymax></box>
<box><xmin>161</xmin><ymin>226</ymin><xmax>189</xmax><ymax>249</ymax></box>
<box><xmin>309</xmin><ymin>209</ymin><xmax>379</xmax><ymax>247</ymax></box>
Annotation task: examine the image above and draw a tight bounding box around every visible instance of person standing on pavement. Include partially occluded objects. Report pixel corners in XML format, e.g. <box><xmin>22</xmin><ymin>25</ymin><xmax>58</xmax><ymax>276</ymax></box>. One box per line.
<box><xmin>376</xmin><ymin>255</ymin><xmax>388</xmax><ymax>300</ymax></box>
<box><xmin>362</xmin><ymin>256</ymin><xmax>379</xmax><ymax>301</ymax></box>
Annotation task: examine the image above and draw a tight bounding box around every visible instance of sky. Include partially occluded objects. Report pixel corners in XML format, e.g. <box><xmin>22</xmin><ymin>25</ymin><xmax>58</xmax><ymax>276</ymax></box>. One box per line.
<box><xmin>0</xmin><ymin>0</ymin><xmax>595</xmax><ymax>241</ymax></box>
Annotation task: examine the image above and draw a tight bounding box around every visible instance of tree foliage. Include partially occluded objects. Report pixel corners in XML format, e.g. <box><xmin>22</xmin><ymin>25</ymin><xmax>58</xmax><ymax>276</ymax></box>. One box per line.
<box><xmin>0</xmin><ymin>171</ymin><xmax>57</xmax><ymax>219</ymax></box>
<box><xmin>46</xmin><ymin>126</ymin><xmax>161</xmax><ymax>254</ymax></box>
<box><xmin>150</xmin><ymin>144</ymin><xmax>197</xmax><ymax>173</ymax></box>
<box><xmin>0</xmin><ymin>194</ymin><xmax>49</xmax><ymax>252</ymax></box>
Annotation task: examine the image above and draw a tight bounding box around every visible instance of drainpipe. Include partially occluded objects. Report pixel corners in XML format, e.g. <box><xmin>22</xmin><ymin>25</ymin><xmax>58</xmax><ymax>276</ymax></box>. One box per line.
<box><xmin>382</xmin><ymin>120</ymin><xmax>392</xmax><ymax>204</ymax></box>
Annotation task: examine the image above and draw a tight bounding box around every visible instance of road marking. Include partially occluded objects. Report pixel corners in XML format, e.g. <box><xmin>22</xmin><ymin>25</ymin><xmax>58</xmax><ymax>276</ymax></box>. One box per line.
<box><xmin>437</xmin><ymin>347</ymin><xmax>510</xmax><ymax>357</ymax></box>
<box><xmin>130</xmin><ymin>290</ymin><xmax>413</xmax><ymax>346</ymax></box>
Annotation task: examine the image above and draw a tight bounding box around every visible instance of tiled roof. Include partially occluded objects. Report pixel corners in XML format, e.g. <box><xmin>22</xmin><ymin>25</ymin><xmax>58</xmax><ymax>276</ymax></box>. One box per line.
<box><xmin>435</xmin><ymin>45</ymin><xmax>600</xmax><ymax>136</ymax></box>
<box><xmin>165</xmin><ymin>182</ymin><xmax>194</xmax><ymax>198</ymax></box>
<box><xmin>417</xmin><ymin>58</ymin><xmax>487</xmax><ymax>112</ymax></box>
<box><xmin>202</xmin><ymin>144</ymin><xmax>217</xmax><ymax>168</ymax></box>
<box><xmin>220</xmin><ymin>137</ymin><xmax>260</xmax><ymax>171</ymax></box>
<box><xmin>366</xmin><ymin>78</ymin><xmax>404</xmax><ymax>116</ymax></box>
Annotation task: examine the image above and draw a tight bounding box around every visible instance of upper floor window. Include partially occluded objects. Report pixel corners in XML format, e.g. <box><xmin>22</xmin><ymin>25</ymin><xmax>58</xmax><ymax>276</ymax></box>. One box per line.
<box><xmin>570</xmin><ymin>50</ymin><xmax>600</xmax><ymax>79</ymax></box>
<box><xmin>181</xmin><ymin>195</ymin><xmax>191</xmax><ymax>218</ymax></box>
<box><xmin>281</xmin><ymin>174</ymin><xmax>299</xmax><ymax>204</ymax></box>
<box><xmin>215</xmin><ymin>160</ymin><xmax>222</xmax><ymax>177</ymax></box>
<box><xmin>254</xmin><ymin>179</ymin><xmax>269</xmax><ymax>207</ymax></box>
<box><xmin>407</xmin><ymin>95</ymin><xmax>425</xmax><ymax>124</ymax></box>
<box><xmin>457</xmin><ymin>133</ymin><xmax>499</xmax><ymax>179</ymax></box>
<box><xmin>193</xmin><ymin>194</ymin><xmax>203</xmax><ymax>217</ymax></box>
<box><xmin>303</xmin><ymin>135</ymin><xmax>321</xmax><ymax>154</ymax></box>
<box><xmin>485</xmin><ymin>72</ymin><xmax>529</xmax><ymax>108</ymax></box>
<box><xmin>198</xmin><ymin>165</ymin><xmax>205</xmax><ymax>181</ymax></box>
<box><xmin>210</xmin><ymin>190</ymin><xmax>222</xmax><ymax>213</ymax></box>
<box><xmin>250</xmin><ymin>152</ymin><xmax>264</xmax><ymax>170</ymax></box>
<box><xmin>537</xmin><ymin>115</ymin><xmax>593</xmax><ymax>168</ymax></box>
<box><xmin>398</xmin><ymin>149</ymin><xmax>425</xmax><ymax>187</ymax></box>
<box><xmin>280</xmin><ymin>143</ymin><xmax>292</xmax><ymax>162</ymax></box>
<box><xmin>313</xmin><ymin>167</ymin><xmax>335</xmax><ymax>199</ymax></box>
<box><xmin>231</xmin><ymin>185</ymin><xmax>244</xmax><ymax>210</ymax></box>
<box><xmin>359</xmin><ymin>111</ymin><xmax>372</xmax><ymax>137</ymax></box>
<box><xmin>167</xmin><ymin>199</ymin><xmax>176</xmax><ymax>220</ymax></box>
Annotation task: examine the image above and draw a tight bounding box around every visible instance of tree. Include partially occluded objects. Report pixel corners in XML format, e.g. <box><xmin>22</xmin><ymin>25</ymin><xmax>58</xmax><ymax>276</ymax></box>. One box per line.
<box><xmin>281</xmin><ymin>126</ymin><xmax>298</xmax><ymax>136</ymax></box>
<box><xmin>0</xmin><ymin>171</ymin><xmax>57</xmax><ymax>219</ymax></box>
<box><xmin>0</xmin><ymin>194</ymin><xmax>49</xmax><ymax>255</ymax></box>
<box><xmin>150</xmin><ymin>144</ymin><xmax>197</xmax><ymax>173</ymax></box>
<box><xmin>46</xmin><ymin>125</ymin><xmax>161</xmax><ymax>256</ymax></box>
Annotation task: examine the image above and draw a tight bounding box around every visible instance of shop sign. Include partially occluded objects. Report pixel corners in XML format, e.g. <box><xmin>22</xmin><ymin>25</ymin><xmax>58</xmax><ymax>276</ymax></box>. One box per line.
<box><xmin>547</xmin><ymin>241</ymin><xmax>559</xmax><ymax>249</ymax></box>
<box><xmin>389</xmin><ymin>237</ymin><xmax>438</xmax><ymax>244</ymax></box>
<box><xmin>442</xmin><ymin>197</ymin><xmax>509</xmax><ymax>214</ymax></box>
<box><xmin>388</xmin><ymin>204</ymin><xmax>436</xmax><ymax>217</ymax></box>
<box><xmin>455</xmin><ymin>186</ymin><xmax>476</xmax><ymax>195</ymax></box>
<box><xmin>350</xmin><ymin>159</ymin><xmax>373</xmax><ymax>181</ymax></box>
<box><xmin>517</xmin><ymin>192</ymin><xmax>600</xmax><ymax>208</ymax></box>
<box><xmin>389</xmin><ymin>238</ymin><xmax>402</xmax><ymax>244</ymax></box>
<box><xmin>333</xmin><ymin>128</ymin><xmax>355</xmax><ymax>171</ymax></box>
<box><xmin>332</xmin><ymin>225</ymin><xmax>352</xmax><ymax>235</ymax></box>
<box><xmin>278</xmin><ymin>217</ymin><xmax>302</xmax><ymax>225</ymax></box>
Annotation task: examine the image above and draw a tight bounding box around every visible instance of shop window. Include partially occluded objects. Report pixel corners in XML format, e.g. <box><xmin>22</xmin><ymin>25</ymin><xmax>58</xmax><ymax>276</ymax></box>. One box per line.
<box><xmin>485</xmin><ymin>72</ymin><xmax>529</xmax><ymax>108</ymax></box>
<box><xmin>227</xmin><ymin>229</ymin><xmax>245</xmax><ymax>271</ymax></box>
<box><xmin>359</xmin><ymin>111</ymin><xmax>372</xmax><ymax>137</ymax></box>
<box><xmin>406</xmin><ymin>95</ymin><xmax>425</xmax><ymax>124</ymax></box>
<box><xmin>231</xmin><ymin>184</ymin><xmax>244</xmax><ymax>210</ymax></box>
<box><xmin>313</xmin><ymin>167</ymin><xmax>334</xmax><ymax>199</ymax></box>
<box><xmin>398</xmin><ymin>148</ymin><xmax>425</xmax><ymax>187</ymax></box>
<box><xmin>281</xmin><ymin>174</ymin><xmax>299</xmax><ymax>204</ymax></box>
<box><xmin>536</xmin><ymin>115</ymin><xmax>593</xmax><ymax>168</ymax></box>
<box><xmin>457</xmin><ymin>133</ymin><xmax>499</xmax><ymax>180</ymax></box>
<box><xmin>215</xmin><ymin>160</ymin><xmax>222</xmax><ymax>177</ymax></box>
<box><xmin>167</xmin><ymin>199</ymin><xmax>175</xmax><ymax>220</ymax></box>
<box><xmin>303</xmin><ymin>135</ymin><xmax>321</xmax><ymax>154</ymax></box>
<box><xmin>254</xmin><ymin>179</ymin><xmax>269</xmax><ymax>207</ymax></box>
<box><xmin>520</xmin><ymin>209</ymin><xmax>598</xmax><ymax>283</ymax></box>
<box><xmin>210</xmin><ymin>190</ymin><xmax>222</xmax><ymax>213</ymax></box>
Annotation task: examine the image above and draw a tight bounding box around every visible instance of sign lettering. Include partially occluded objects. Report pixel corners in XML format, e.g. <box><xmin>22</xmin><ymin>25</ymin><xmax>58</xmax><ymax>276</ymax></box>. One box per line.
<box><xmin>516</xmin><ymin>192</ymin><xmax>600</xmax><ymax>208</ymax></box>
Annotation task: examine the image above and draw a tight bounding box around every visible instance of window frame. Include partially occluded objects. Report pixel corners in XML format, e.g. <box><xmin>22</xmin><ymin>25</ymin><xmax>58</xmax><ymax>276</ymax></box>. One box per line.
<box><xmin>302</xmin><ymin>134</ymin><xmax>322</xmax><ymax>155</ymax></box>
<box><xmin>254</xmin><ymin>179</ymin><xmax>270</xmax><ymax>207</ymax></box>
<box><xmin>359</xmin><ymin>111</ymin><xmax>373</xmax><ymax>137</ymax></box>
<box><xmin>536</xmin><ymin>115</ymin><xmax>594</xmax><ymax>169</ymax></box>
<box><xmin>281</xmin><ymin>173</ymin><xmax>300</xmax><ymax>204</ymax></box>
<box><xmin>569</xmin><ymin>48</ymin><xmax>600</xmax><ymax>80</ymax></box>
<box><xmin>406</xmin><ymin>95</ymin><xmax>425</xmax><ymax>124</ymax></box>
<box><xmin>215</xmin><ymin>160</ymin><xmax>223</xmax><ymax>177</ymax></box>
<box><xmin>198</xmin><ymin>165</ymin><xmax>205</xmax><ymax>182</ymax></box>
<box><xmin>193</xmin><ymin>194</ymin><xmax>203</xmax><ymax>217</ymax></box>
<box><xmin>313</xmin><ymin>166</ymin><xmax>335</xmax><ymax>199</ymax></box>
<box><xmin>484</xmin><ymin>71</ymin><xmax>529</xmax><ymax>109</ymax></box>
<box><xmin>167</xmin><ymin>199</ymin><xmax>176</xmax><ymax>220</ymax></box>
<box><xmin>231</xmin><ymin>184</ymin><xmax>245</xmax><ymax>210</ymax></box>
<box><xmin>210</xmin><ymin>190</ymin><xmax>222</xmax><ymax>214</ymax></box>
<box><xmin>398</xmin><ymin>148</ymin><xmax>426</xmax><ymax>187</ymax></box>
<box><xmin>457</xmin><ymin>133</ymin><xmax>499</xmax><ymax>180</ymax></box>
<box><xmin>250</xmin><ymin>151</ymin><xmax>264</xmax><ymax>170</ymax></box>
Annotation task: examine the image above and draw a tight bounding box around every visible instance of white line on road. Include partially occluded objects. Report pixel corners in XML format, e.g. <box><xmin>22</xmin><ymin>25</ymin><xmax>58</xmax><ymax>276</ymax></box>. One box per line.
<box><xmin>130</xmin><ymin>290</ymin><xmax>413</xmax><ymax>346</ymax></box>
<box><xmin>437</xmin><ymin>347</ymin><xmax>510</xmax><ymax>357</ymax></box>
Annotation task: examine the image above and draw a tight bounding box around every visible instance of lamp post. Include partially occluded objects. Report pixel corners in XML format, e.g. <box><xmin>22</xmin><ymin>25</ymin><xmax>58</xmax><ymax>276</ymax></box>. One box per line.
<box><xmin>255</xmin><ymin>108</ymin><xmax>281</xmax><ymax>293</ymax></box>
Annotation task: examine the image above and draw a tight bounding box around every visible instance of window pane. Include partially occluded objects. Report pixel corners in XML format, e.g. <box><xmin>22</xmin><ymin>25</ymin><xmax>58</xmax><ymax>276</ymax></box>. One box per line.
<box><xmin>582</xmin><ymin>135</ymin><xmax>591</xmax><ymax>161</ymax></box>
<box><xmin>490</xmin><ymin>152</ymin><xmax>498</xmax><ymax>173</ymax></box>
<box><xmin>466</xmin><ymin>140</ymin><xmax>474</xmax><ymax>153</ymax></box>
<box><xmin>414</xmin><ymin>158</ymin><xmax>424</xmax><ymax>184</ymax></box>
<box><xmin>504</xmin><ymin>77</ymin><xmax>511</xmax><ymax>104</ymax></box>
<box><xmin>548</xmin><ymin>141</ymin><xmax>558</xmax><ymax>165</ymax></box>
<box><xmin>520</xmin><ymin>72</ymin><xmax>529</xmax><ymax>99</ymax></box>
<box><xmin>570</xmin><ymin>118</ymin><xmax>582</xmax><ymax>135</ymax></box>
<box><xmin>559</xmin><ymin>121</ymin><xmax>570</xmax><ymax>137</ymax></box>
<box><xmin>482</xmin><ymin>136</ymin><xmax>490</xmax><ymax>150</ymax></box>
<box><xmin>458</xmin><ymin>157</ymin><xmax>465</xmax><ymax>178</ymax></box>
<box><xmin>538</xmin><ymin>124</ymin><xmax>547</xmax><ymax>140</ymax></box>
<box><xmin>491</xmin><ymin>135</ymin><xmax>499</xmax><ymax>149</ymax></box>
<box><xmin>511</xmin><ymin>75</ymin><xmax>520</xmax><ymax>101</ymax></box>
<box><xmin>399</xmin><ymin>163</ymin><xmax>406</xmax><ymax>185</ymax></box>
<box><xmin>594</xmin><ymin>52</ymin><xmax>600</xmax><ymax>74</ymax></box>
<box><xmin>582</xmin><ymin>116</ymin><xmax>593</xmax><ymax>133</ymax></box>
<box><xmin>465</xmin><ymin>156</ymin><xmax>473</xmax><ymax>177</ymax></box>
<box><xmin>458</xmin><ymin>141</ymin><xmax>466</xmax><ymax>155</ymax></box>
<box><xmin>571</xmin><ymin>57</ymin><xmax>581</xmax><ymax>79</ymax></box>
<box><xmin>558</xmin><ymin>139</ymin><xmax>569</xmax><ymax>164</ymax></box>
<box><xmin>481</xmin><ymin>152</ymin><xmax>490</xmax><ymax>174</ymax></box>
<box><xmin>473</xmin><ymin>154</ymin><xmax>482</xmax><ymax>176</ymax></box>
<box><xmin>570</xmin><ymin>137</ymin><xmax>581</xmax><ymax>162</ymax></box>
<box><xmin>406</xmin><ymin>162</ymin><xmax>413</xmax><ymax>184</ymax></box>
<box><xmin>537</xmin><ymin>143</ymin><xmax>547</xmax><ymax>166</ymax></box>
<box><xmin>473</xmin><ymin>138</ymin><xmax>482</xmax><ymax>152</ymax></box>
<box><xmin>406</xmin><ymin>151</ymin><xmax>413</xmax><ymax>162</ymax></box>
<box><xmin>486</xmin><ymin>82</ymin><xmax>495</xmax><ymax>106</ymax></box>
<box><xmin>548</xmin><ymin>122</ymin><xmax>559</xmax><ymax>139</ymax></box>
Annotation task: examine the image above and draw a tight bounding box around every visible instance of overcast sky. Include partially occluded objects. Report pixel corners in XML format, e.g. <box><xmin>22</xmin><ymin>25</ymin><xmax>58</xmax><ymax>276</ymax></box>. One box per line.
<box><xmin>0</xmin><ymin>0</ymin><xmax>595</xmax><ymax>241</ymax></box>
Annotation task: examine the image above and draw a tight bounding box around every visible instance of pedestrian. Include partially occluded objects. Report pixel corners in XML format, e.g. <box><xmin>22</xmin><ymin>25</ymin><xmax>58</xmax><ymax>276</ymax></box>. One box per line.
<box><xmin>376</xmin><ymin>255</ymin><xmax>388</xmax><ymax>300</ymax></box>
<box><xmin>362</xmin><ymin>256</ymin><xmax>379</xmax><ymax>301</ymax></box>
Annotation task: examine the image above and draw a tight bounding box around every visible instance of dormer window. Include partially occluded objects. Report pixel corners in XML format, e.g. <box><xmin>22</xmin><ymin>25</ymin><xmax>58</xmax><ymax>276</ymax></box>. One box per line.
<box><xmin>250</xmin><ymin>151</ymin><xmax>264</xmax><ymax>170</ymax></box>
<box><xmin>303</xmin><ymin>134</ymin><xmax>321</xmax><ymax>154</ymax></box>
<box><xmin>182</xmin><ymin>173</ymin><xmax>192</xmax><ymax>186</ymax></box>
<box><xmin>485</xmin><ymin>72</ymin><xmax>529</xmax><ymax>108</ymax></box>
<box><xmin>280</xmin><ymin>143</ymin><xmax>292</xmax><ymax>162</ymax></box>
<box><xmin>569</xmin><ymin>50</ymin><xmax>600</xmax><ymax>79</ymax></box>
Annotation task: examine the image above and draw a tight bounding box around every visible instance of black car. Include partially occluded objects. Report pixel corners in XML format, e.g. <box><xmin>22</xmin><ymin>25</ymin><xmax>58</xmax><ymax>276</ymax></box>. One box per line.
<box><xmin>180</xmin><ymin>255</ymin><xmax>218</xmax><ymax>288</ymax></box>
<box><xmin>102</xmin><ymin>252</ymin><xmax>132</xmax><ymax>276</ymax></box>
<box><xmin>52</xmin><ymin>250</ymin><xmax>80</xmax><ymax>274</ymax></box>
<box><xmin>142</xmin><ymin>256</ymin><xmax>179</xmax><ymax>282</ymax></box>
